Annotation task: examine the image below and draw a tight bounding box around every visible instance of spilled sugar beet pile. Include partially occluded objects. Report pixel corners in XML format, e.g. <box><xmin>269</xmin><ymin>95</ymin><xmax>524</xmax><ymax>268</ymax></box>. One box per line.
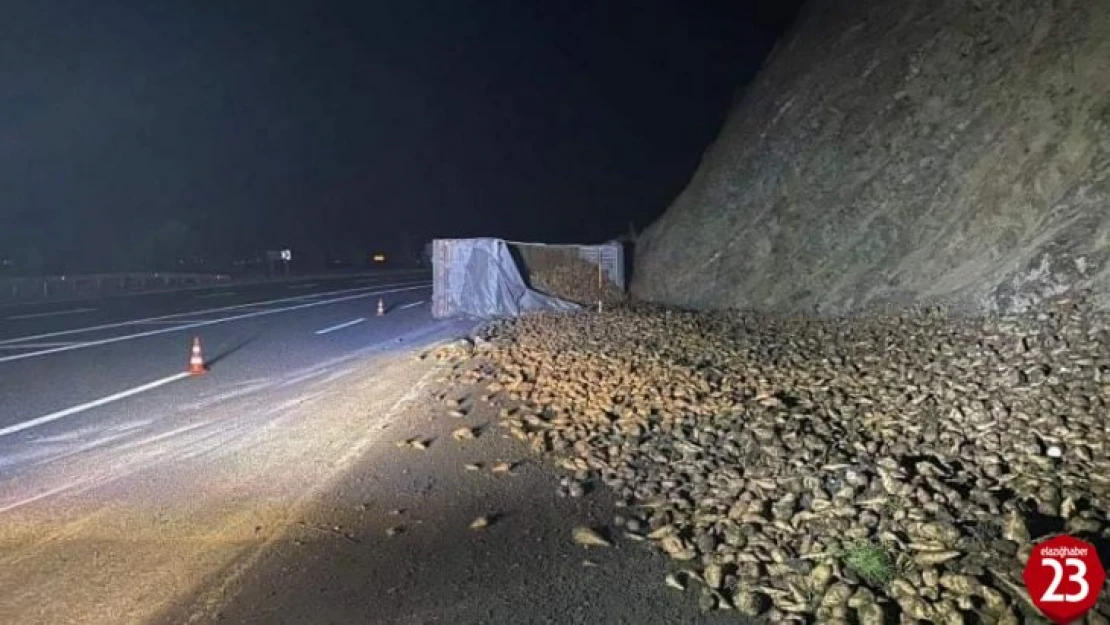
<box><xmin>528</xmin><ymin>258</ymin><xmax>626</xmax><ymax>307</ymax></box>
<box><xmin>434</xmin><ymin>296</ymin><xmax>1110</xmax><ymax>624</ymax></box>
<box><xmin>513</xmin><ymin>245</ymin><xmax>627</xmax><ymax>307</ymax></box>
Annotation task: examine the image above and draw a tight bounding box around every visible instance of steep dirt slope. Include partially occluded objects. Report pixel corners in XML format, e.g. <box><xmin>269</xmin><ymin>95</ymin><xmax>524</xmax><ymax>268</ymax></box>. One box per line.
<box><xmin>633</xmin><ymin>0</ymin><xmax>1110</xmax><ymax>315</ymax></box>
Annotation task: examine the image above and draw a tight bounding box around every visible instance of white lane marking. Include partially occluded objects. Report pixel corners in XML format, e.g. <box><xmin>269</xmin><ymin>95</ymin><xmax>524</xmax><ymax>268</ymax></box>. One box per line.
<box><xmin>131</xmin><ymin>319</ymin><xmax>215</xmax><ymax>325</ymax></box>
<box><xmin>289</xmin><ymin>283</ymin><xmax>318</xmax><ymax>289</ymax></box>
<box><xmin>195</xmin><ymin>291</ymin><xmax>237</xmax><ymax>299</ymax></box>
<box><xmin>7</xmin><ymin>307</ymin><xmax>97</xmax><ymax>320</ymax></box>
<box><xmin>0</xmin><ymin>342</ymin><xmax>81</xmax><ymax>350</ymax></box>
<box><xmin>314</xmin><ymin>317</ymin><xmax>366</xmax><ymax>335</ymax></box>
<box><xmin>0</xmin><ymin>372</ymin><xmax>193</xmax><ymax>438</ymax></box>
<box><xmin>0</xmin><ymin>283</ymin><xmax>429</xmax><ymax>364</ymax></box>
<box><xmin>0</xmin><ymin>271</ymin><xmax>428</xmax><ymax>318</ymax></box>
<box><xmin>0</xmin><ymin>285</ymin><xmax>388</xmax><ymax>345</ymax></box>
<box><xmin>0</xmin><ymin>281</ymin><xmax>426</xmax><ymax>346</ymax></box>
<box><xmin>398</xmin><ymin>300</ymin><xmax>426</xmax><ymax>310</ymax></box>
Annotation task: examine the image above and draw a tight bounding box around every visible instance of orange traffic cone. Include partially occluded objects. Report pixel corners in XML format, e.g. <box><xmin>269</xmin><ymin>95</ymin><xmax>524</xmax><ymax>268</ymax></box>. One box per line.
<box><xmin>377</xmin><ymin>298</ymin><xmax>385</xmax><ymax>317</ymax></box>
<box><xmin>188</xmin><ymin>336</ymin><xmax>207</xmax><ymax>375</ymax></box>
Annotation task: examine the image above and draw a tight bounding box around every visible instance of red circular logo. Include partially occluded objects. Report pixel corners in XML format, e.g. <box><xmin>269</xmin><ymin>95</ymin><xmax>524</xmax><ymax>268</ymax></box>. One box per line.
<box><xmin>1022</xmin><ymin>535</ymin><xmax>1106</xmax><ymax>624</ymax></box>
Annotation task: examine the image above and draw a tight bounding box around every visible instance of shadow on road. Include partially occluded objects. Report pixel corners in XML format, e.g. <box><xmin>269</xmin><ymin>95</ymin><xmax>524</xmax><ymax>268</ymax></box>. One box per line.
<box><xmin>206</xmin><ymin>333</ymin><xmax>261</xmax><ymax>369</ymax></box>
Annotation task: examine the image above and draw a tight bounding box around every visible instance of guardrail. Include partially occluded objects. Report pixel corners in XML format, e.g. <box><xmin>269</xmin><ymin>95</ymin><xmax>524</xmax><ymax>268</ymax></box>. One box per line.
<box><xmin>0</xmin><ymin>269</ymin><xmax>430</xmax><ymax>304</ymax></box>
<box><xmin>0</xmin><ymin>272</ymin><xmax>234</xmax><ymax>303</ymax></box>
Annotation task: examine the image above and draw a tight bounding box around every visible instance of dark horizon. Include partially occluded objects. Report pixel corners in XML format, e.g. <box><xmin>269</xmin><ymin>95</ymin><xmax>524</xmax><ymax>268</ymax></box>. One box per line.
<box><xmin>0</xmin><ymin>1</ymin><xmax>801</xmax><ymax>274</ymax></box>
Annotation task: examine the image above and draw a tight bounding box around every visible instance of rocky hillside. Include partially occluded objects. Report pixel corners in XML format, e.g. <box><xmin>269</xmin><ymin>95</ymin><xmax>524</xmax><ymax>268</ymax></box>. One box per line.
<box><xmin>632</xmin><ymin>0</ymin><xmax>1110</xmax><ymax>315</ymax></box>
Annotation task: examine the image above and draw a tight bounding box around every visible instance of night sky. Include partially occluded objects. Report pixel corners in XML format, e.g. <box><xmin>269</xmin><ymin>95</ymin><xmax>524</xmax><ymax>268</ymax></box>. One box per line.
<box><xmin>1</xmin><ymin>1</ymin><xmax>799</xmax><ymax>272</ymax></box>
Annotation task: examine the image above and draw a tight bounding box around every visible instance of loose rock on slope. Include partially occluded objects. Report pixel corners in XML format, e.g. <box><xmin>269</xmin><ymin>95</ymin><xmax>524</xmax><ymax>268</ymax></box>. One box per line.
<box><xmin>435</xmin><ymin>296</ymin><xmax>1110</xmax><ymax>623</ymax></box>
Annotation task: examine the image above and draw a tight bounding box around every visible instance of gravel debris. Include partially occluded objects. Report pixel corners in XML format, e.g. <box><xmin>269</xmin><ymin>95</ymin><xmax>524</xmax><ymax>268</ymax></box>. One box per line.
<box><xmin>432</xmin><ymin>295</ymin><xmax>1110</xmax><ymax>622</ymax></box>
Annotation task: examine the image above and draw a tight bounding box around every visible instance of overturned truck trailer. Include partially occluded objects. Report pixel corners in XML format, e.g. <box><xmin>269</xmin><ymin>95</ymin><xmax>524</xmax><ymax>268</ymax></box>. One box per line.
<box><xmin>431</xmin><ymin>238</ymin><xmax>625</xmax><ymax>319</ymax></box>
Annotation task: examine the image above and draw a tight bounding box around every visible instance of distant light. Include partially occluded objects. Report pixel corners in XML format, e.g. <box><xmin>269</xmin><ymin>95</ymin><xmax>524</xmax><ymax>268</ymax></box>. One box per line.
<box><xmin>372</xmin><ymin>254</ymin><xmax>386</xmax><ymax>262</ymax></box>
<box><xmin>280</xmin><ymin>249</ymin><xmax>292</xmax><ymax>261</ymax></box>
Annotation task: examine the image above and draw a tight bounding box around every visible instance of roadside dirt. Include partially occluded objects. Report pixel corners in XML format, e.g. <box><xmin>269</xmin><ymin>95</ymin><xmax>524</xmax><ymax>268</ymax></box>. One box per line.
<box><xmin>157</xmin><ymin>350</ymin><xmax>736</xmax><ymax>625</ymax></box>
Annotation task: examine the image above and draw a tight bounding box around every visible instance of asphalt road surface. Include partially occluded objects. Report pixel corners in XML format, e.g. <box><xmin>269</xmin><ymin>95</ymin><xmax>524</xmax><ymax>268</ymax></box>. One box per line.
<box><xmin>0</xmin><ymin>270</ymin><xmax>436</xmax><ymax>452</ymax></box>
<box><xmin>0</xmin><ymin>270</ymin><xmax>494</xmax><ymax>623</ymax></box>
<box><xmin>0</xmin><ymin>271</ymin><xmax>737</xmax><ymax>625</ymax></box>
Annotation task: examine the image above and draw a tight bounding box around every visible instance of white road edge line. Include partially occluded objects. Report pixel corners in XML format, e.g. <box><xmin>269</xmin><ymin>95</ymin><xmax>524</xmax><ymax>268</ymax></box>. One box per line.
<box><xmin>131</xmin><ymin>319</ymin><xmax>215</xmax><ymax>325</ymax></box>
<box><xmin>0</xmin><ymin>342</ymin><xmax>82</xmax><ymax>350</ymax></box>
<box><xmin>0</xmin><ymin>372</ymin><xmax>192</xmax><ymax>438</ymax></box>
<box><xmin>314</xmin><ymin>317</ymin><xmax>366</xmax><ymax>335</ymax></box>
<box><xmin>0</xmin><ymin>283</ymin><xmax>429</xmax><ymax>364</ymax></box>
<box><xmin>398</xmin><ymin>300</ymin><xmax>426</xmax><ymax>310</ymax></box>
<box><xmin>0</xmin><ymin>281</ymin><xmax>426</xmax><ymax>346</ymax></box>
<box><xmin>0</xmin><ymin>270</ymin><xmax>428</xmax><ymax>315</ymax></box>
<box><xmin>7</xmin><ymin>307</ymin><xmax>98</xmax><ymax>321</ymax></box>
